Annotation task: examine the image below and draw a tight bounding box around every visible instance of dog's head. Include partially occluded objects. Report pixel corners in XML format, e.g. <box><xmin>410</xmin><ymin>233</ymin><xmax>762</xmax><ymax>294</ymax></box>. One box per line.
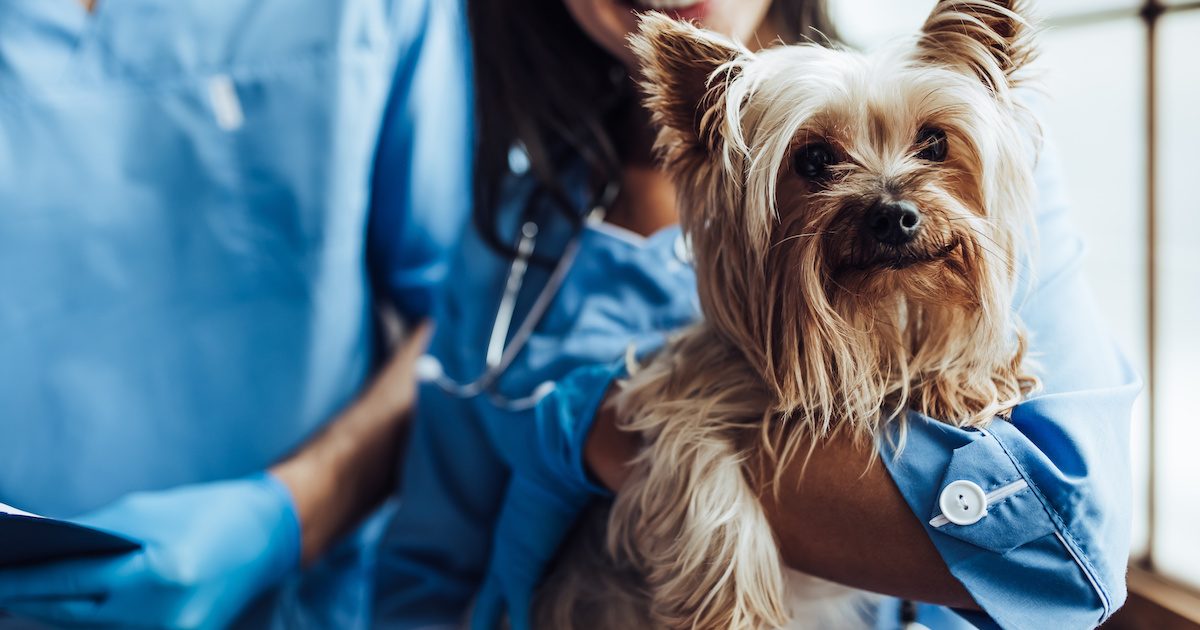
<box><xmin>632</xmin><ymin>1</ymin><xmax>1039</xmax><ymax>432</ymax></box>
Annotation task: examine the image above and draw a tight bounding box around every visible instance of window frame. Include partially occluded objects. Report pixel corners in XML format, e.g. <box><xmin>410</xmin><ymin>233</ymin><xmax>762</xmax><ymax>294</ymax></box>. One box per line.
<box><xmin>1048</xmin><ymin>0</ymin><xmax>1200</xmax><ymax>618</ymax></box>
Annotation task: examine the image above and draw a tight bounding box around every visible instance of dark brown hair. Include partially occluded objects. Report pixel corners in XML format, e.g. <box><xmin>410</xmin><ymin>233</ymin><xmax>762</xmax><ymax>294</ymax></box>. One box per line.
<box><xmin>467</xmin><ymin>1</ymin><xmax>839</xmax><ymax>257</ymax></box>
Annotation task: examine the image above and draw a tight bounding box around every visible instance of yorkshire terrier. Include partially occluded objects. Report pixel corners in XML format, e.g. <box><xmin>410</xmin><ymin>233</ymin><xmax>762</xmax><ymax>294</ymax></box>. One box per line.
<box><xmin>537</xmin><ymin>1</ymin><xmax>1041</xmax><ymax>628</ymax></box>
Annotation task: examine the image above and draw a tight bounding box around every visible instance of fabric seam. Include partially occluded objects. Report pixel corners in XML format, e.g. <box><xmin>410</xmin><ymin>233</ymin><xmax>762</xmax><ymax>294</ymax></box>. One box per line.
<box><xmin>987</xmin><ymin>429</ymin><xmax>1112</xmax><ymax>621</ymax></box>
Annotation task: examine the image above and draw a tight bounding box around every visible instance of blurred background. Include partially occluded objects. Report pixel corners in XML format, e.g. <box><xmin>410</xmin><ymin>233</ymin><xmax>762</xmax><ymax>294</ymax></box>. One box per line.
<box><xmin>834</xmin><ymin>0</ymin><xmax>1200</xmax><ymax>609</ymax></box>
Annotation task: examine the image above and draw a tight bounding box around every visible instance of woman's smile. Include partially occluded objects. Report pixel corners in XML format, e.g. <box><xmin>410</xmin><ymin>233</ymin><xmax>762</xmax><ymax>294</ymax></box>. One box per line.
<box><xmin>563</xmin><ymin>0</ymin><xmax>774</xmax><ymax>69</ymax></box>
<box><xmin>618</xmin><ymin>0</ymin><xmax>714</xmax><ymax>22</ymax></box>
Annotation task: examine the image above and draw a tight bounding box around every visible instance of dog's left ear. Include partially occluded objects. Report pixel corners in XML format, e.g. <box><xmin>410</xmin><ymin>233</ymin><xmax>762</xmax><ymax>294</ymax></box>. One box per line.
<box><xmin>917</xmin><ymin>0</ymin><xmax>1036</xmax><ymax>94</ymax></box>
<box><xmin>629</xmin><ymin>13</ymin><xmax>747</xmax><ymax>153</ymax></box>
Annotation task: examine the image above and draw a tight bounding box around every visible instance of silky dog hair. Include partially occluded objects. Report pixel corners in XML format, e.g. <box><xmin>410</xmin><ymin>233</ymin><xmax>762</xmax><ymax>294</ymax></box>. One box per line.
<box><xmin>536</xmin><ymin>2</ymin><xmax>1041</xmax><ymax>628</ymax></box>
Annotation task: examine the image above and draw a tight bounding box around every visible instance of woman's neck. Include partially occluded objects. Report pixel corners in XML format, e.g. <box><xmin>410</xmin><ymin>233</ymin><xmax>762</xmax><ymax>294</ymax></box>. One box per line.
<box><xmin>605</xmin><ymin>95</ymin><xmax>679</xmax><ymax>237</ymax></box>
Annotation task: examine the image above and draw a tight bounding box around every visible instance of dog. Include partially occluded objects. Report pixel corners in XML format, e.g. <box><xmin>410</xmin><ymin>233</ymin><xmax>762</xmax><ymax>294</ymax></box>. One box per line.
<box><xmin>536</xmin><ymin>1</ymin><xmax>1042</xmax><ymax>627</ymax></box>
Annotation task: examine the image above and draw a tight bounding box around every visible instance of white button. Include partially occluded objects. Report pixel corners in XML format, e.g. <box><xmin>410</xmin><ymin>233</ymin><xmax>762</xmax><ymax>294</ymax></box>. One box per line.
<box><xmin>938</xmin><ymin>480</ymin><xmax>988</xmax><ymax>526</ymax></box>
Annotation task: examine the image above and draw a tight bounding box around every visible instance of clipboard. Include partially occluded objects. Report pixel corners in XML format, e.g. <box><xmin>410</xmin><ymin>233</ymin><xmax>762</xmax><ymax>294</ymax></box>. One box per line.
<box><xmin>0</xmin><ymin>503</ymin><xmax>141</xmax><ymax>568</ymax></box>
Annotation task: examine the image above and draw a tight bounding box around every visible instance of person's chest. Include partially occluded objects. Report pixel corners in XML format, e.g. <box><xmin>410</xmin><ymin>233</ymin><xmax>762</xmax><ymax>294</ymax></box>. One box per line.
<box><xmin>0</xmin><ymin>0</ymin><xmax>404</xmax><ymax>311</ymax></box>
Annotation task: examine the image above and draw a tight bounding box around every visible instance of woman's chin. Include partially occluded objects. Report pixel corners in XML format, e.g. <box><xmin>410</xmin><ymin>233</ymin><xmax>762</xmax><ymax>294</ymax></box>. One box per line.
<box><xmin>563</xmin><ymin>0</ymin><xmax>771</xmax><ymax>70</ymax></box>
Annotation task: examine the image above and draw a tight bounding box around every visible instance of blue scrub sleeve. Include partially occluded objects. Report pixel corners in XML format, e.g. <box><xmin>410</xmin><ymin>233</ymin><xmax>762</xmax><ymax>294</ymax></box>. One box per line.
<box><xmin>512</xmin><ymin>331</ymin><xmax>673</xmax><ymax>499</ymax></box>
<box><xmin>367</xmin><ymin>0</ymin><xmax>473</xmax><ymax>322</ymax></box>
<box><xmin>529</xmin><ymin>359</ymin><xmax>632</xmax><ymax>498</ymax></box>
<box><xmin>879</xmin><ymin>140</ymin><xmax>1140</xmax><ymax>629</ymax></box>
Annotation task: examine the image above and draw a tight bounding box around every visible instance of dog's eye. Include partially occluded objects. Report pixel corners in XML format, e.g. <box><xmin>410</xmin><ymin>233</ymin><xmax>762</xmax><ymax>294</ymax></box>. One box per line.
<box><xmin>793</xmin><ymin>143</ymin><xmax>837</xmax><ymax>181</ymax></box>
<box><xmin>915</xmin><ymin>127</ymin><xmax>948</xmax><ymax>162</ymax></box>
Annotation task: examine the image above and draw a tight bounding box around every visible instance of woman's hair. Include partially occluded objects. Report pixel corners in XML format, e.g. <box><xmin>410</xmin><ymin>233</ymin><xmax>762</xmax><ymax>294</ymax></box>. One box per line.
<box><xmin>467</xmin><ymin>1</ymin><xmax>838</xmax><ymax>257</ymax></box>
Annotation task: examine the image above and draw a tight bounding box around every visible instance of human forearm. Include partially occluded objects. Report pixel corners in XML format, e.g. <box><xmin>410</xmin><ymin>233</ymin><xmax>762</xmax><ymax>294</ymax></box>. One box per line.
<box><xmin>584</xmin><ymin>400</ymin><xmax>977</xmax><ymax>609</ymax></box>
<box><xmin>270</xmin><ymin>392</ymin><xmax>405</xmax><ymax>565</ymax></box>
<box><xmin>272</xmin><ymin>323</ymin><xmax>432</xmax><ymax>564</ymax></box>
<box><xmin>754</xmin><ymin>431</ymin><xmax>977</xmax><ymax>609</ymax></box>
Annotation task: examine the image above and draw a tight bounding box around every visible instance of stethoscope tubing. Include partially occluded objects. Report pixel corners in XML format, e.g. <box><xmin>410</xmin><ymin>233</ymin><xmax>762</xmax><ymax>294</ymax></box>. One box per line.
<box><xmin>415</xmin><ymin>201</ymin><xmax>609</xmax><ymax>411</ymax></box>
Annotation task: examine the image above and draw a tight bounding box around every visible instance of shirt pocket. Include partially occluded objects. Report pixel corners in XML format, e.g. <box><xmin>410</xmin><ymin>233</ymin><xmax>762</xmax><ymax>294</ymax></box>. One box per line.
<box><xmin>72</xmin><ymin>0</ymin><xmax>389</xmax><ymax>85</ymax></box>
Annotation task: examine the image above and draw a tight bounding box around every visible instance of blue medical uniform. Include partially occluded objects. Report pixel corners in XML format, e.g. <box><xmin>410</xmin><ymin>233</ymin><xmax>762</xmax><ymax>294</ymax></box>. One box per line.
<box><xmin>0</xmin><ymin>0</ymin><xmax>471</xmax><ymax>625</ymax></box>
<box><xmin>374</xmin><ymin>121</ymin><xmax>1138</xmax><ymax>629</ymax></box>
<box><xmin>372</xmin><ymin>159</ymin><xmax>699</xmax><ymax>627</ymax></box>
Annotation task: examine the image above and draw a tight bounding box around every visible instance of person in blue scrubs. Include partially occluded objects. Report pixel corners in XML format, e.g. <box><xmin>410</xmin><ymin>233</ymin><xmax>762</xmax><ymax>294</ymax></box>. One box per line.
<box><xmin>0</xmin><ymin>0</ymin><xmax>471</xmax><ymax>627</ymax></box>
<box><xmin>372</xmin><ymin>1</ymin><xmax>1138</xmax><ymax>628</ymax></box>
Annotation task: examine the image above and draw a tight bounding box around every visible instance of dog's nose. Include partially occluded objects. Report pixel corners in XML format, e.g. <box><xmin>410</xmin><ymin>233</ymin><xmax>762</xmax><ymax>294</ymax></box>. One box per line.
<box><xmin>865</xmin><ymin>200</ymin><xmax>922</xmax><ymax>246</ymax></box>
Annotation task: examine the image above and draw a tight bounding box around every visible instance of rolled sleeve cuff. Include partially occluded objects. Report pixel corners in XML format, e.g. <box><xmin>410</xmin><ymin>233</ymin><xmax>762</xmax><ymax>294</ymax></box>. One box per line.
<box><xmin>380</xmin><ymin>260</ymin><xmax>451</xmax><ymax>323</ymax></box>
<box><xmin>879</xmin><ymin>415</ymin><xmax>1110</xmax><ymax>629</ymax></box>
<box><xmin>252</xmin><ymin>471</ymin><xmax>304</xmax><ymax>588</ymax></box>
<box><xmin>535</xmin><ymin>359</ymin><xmax>630</xmax><ymax>498</ymax></box>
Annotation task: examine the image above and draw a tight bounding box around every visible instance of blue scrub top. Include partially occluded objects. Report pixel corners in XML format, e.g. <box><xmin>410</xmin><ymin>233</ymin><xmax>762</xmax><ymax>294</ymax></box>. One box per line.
<box><xmin>374</xmin><ymin>129</ymin><xmax>1138</xmax><ymax>628</ymax></box>
<box><xmin>374</xmin><ymin>158</ymin><xmax>701</xmax><ymax>627</ymax></box>
<box><xmin>0</xmin><ymin>0</ymin><xmax>471</xmax><ymax>625</ymax></box>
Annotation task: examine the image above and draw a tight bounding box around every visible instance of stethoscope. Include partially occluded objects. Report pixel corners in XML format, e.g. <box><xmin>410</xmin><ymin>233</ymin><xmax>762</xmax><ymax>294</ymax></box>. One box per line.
<box><xmin>414</xmin><ymin>179</ymin><xmax>620</xmax><ymax>411</ymax></box>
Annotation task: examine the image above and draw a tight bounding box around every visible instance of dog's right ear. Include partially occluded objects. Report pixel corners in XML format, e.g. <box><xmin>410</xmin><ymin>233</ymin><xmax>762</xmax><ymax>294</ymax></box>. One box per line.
<box><xmin>917</xmin><ymin>0</ymin><xmax>1036</xmax><ymax>95</ymax></box>
<box><xmin>629</xmin><ymin>13</ymin><xmax>746</xmax><ymax>153</ymax></box>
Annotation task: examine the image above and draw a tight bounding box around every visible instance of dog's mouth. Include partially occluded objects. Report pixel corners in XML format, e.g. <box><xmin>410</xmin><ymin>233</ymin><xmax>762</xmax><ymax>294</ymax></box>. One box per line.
<box><xmin>842</xmin><ymin>239</ymin><xmax>961</xmax><ymax>273</ymax></box>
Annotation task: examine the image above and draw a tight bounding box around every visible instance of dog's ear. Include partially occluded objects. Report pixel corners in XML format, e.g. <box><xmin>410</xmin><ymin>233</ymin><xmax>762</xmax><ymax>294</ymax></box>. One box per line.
<box><xmin>917</xmin><ymin>0</ymin><xmax>1036</xmax><ymax>94</ymax></box>
<box><xmin>629</xmin><ymin>13</ymin><xmax>746</xmax><ymax>152</ymax></box>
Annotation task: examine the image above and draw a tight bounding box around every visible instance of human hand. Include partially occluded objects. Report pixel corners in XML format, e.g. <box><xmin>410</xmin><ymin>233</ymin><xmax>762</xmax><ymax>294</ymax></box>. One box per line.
<box><xmin>360</xmin><ymin>320</ymin><xmax>434</xmax><ymax>418</ymax></box>
<box><xmin>0</xmin><ymin>473</ymin><xmax>299</xmax><ymax>629</ymax></box>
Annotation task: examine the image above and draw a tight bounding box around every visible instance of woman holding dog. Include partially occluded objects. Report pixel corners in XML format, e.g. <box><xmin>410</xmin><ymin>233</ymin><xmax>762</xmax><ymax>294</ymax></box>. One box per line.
<box><xmin>374</xmin><ymin>0</ymin><xmax>1138</xmax><ymax>628</ymax></box>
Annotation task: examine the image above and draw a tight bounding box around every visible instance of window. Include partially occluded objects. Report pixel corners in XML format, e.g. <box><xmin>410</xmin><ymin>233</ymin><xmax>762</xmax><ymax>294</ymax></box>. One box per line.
<box><xmin>1155</xmin><ymin>4</ymin><xmax>1200</xmax><ymax>589</ymax></box>
<box><xmin>831</xmin><ymin>0</ymin><xmax>1200</xmax><ymax>592</ymax></box>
